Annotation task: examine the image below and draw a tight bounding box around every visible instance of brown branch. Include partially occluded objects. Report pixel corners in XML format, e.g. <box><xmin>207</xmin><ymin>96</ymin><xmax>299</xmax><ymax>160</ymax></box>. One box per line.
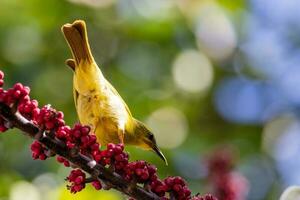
<box><xmin>0</xmin><ymin>102</ymin><xmax>160</xmax><ymax>200</ymax></box>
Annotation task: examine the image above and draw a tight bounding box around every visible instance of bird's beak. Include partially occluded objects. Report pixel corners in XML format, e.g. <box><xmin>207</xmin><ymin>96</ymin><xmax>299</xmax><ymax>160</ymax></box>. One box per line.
<box><xmin>153</xmin><ymin>145</ymin><xmax>168</xmax><ymax>165</ymax></box>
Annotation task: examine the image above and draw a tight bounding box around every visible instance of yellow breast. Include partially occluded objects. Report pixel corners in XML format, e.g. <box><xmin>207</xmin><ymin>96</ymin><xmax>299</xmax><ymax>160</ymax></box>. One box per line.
<box><xmin>75</xmin><ymin>84</ymin><xmax>131</xmax><ymax>146</ymax></box>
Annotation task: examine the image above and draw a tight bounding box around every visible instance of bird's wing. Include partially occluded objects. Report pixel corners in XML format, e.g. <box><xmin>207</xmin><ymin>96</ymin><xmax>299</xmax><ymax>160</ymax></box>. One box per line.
<box><xmin>105</xmin><ymin>79</ymin><xmax>133</xmax><ymax>117</ymax></box>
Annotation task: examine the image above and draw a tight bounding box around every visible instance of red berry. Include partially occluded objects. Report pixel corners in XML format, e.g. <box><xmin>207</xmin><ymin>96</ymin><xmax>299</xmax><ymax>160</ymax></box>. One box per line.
<box><xmin>91</xmin><ymin>180</ymin><xmax>102</xmax><ymax>190</ymax></box>
<box><xmin>80</xmin><ymin>126</ymin><xmax>90</xmax><ymax>136</ymax></box>
<box><xmin>107</xmin><ymin>143</ymin><xmax>115</xmax><ymax>150</ymax></box>
<box><xmin>56</xmin><ymin>156</ymin><xmax>65</xmax><ymax>163</ymax></box>
<box><xmin>0</xmin><ymin>70</ymin><xmax>4</xmax><ymax>79</ymax></box>
<box><xmin>66</xmin><ymin>141</ymin><xmax>75</xmax><ymax>149</ymax></box>
<box><xmin>90</xmin><ymin>143</ymin><xmax>99</xmax><ymax>151</ymax></box>
<box><xmin>30</xmin><ymin>141</ymin><xmax>48</xmax><ymax>160</ymax></box>
<box><xmin>64</xmin><ymin>160</ymin><xmax>70</xmax><ymax>167</ymax></box>
<box><xmin>173</xmin><ymin>184</ymin><xmax>182</xmax><ymax>192</ymax></box>
<box><xmin>23</xmin><ymin>86</ymin><xmax>30</xmax><ymax>94</ymax></box>
<box><xmin>13</xmin><ymin>90</ymin><xmax>21</xmax><ymax>98</ymax></box>
<box><xmin>0</xmin><ymin>125</ymin><xmax>8</xmax><ymax>132</ymax></box>
<box><xmin>75</xmin><ymin>176</ymin><xmax>84</xmax><ymax>185</ymax></box>
<box><xmin>13</xmin><ymin>83</ymin><xmax>23</xmax><ymax>90</ymax></box>
<box><xmin>57</xmin><ymin>111</ymin><xmax>64</xmax><ymax>118</ymax></box>
<box><xmin>39</xmin><ymin>154</ymin><xmax>47</xmax><ymax>160</ymax></box>
<box><xmin>73</xmin><ymin>130</ymin><xmax>81</xmax><ymax>138</ymax></box>
<box><xmin>45</xmin><ymin>121</ymin><xmax>55</xmax><ymax>129</ymax></box>
<box><xmin>141</xmin><ymin>171</ymin><xmax>149</xmax><ymax>180</ymax></box>
<box><xmin>115</xmin><ymin>154</ymin><xmax>124</xmax><ymax>161</ymax></box>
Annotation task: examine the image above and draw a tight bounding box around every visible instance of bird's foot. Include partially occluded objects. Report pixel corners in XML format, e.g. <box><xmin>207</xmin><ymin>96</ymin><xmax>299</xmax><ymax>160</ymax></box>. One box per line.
<box><xmin>118</xmin><ymin>130</ymin><xmax>125</xmax><ymax>145</ymax></box>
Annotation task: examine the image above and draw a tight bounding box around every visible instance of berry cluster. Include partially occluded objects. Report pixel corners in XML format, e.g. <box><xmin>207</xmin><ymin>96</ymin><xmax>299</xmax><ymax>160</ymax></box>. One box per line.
<box><xmin>164</xmin><ymin>176</ymin><xmax>191</xmax><ymax>200</ymax></box>
<box><xmin>67</xmin><ymin>169</ymin><xmax>86</xmax><ymax>193</ymax></box>
<box><xmin>0</xmin><ymin>70</ymin><xmax>217</xmax><ymax>200</ymax></box>
<box><xmin>0</xmin><ymin>73</ymin><xmax>30</xmax><ymax>132</ymax></box>
<box><xmin>35</xmin><ymin>105</ymin><xmax>65</xmax><ymax>131</ymax></box>
<box><xmin>30</xmin><ymin>141</ymin><xmax>49</xmax><ymax>160</ymax></box>
<box><xmin>207</xmin><ymin>148</ymin><xmax>248</xmax><ymax>200</ymax></box>
<box><xmin>125</xmin><ymin>161</ymin><xmax>157</xmax><ymax>183</ymax></box>
<box><xmin>56</xmin><ymin>123</ymin><xmax>97</xmax><ymax>151</ymax></box>
<box><xmin>67</xmin><ymin>170</ymin><xmax>102</xmax><ymax>193</ymax></box>
<box><xmin>0</xmin><ymin>82</ymin><xmax>30</xmax><ymax>106</ymax></box>
<box><xmin>99</xmin><ymin>143</ymin><xmax>128</xmax><ymax>170</ymax></box>
<box><xmin>151</xmin><ymin>179</ymin><xmax>167</xmax><ymax>197</ymax></box>
<box><xmin>18</xmin><ymin>99</ymin><xmax>39</xmax><ymax>120</ymax></box>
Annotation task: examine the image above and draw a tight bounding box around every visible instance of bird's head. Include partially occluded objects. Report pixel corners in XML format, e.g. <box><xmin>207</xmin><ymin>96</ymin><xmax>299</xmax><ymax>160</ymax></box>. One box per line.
<box><xmin>133</xmin><ymin>120</ymin><xmax>168</xmax><ymax>165</ymax></box>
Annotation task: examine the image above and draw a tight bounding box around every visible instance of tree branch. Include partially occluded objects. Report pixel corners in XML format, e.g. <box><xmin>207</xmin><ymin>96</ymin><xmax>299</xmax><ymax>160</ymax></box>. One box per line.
<box><xmin>0</xmin><ymin>102</ymin><xmax>160</xmax><ymax>200</ymax></box>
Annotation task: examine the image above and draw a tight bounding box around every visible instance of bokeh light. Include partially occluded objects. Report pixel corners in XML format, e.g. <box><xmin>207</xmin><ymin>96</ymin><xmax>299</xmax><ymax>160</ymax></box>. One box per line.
<box><xmin>214</xmin><ymin>78</ymin><xmax>264</xmax><ymax>124</ymax></box>
<box><xmin>117</xmin><ymin>0</ymin><xmax>174</xmax><ymax>20</ymax></box>
<box><xmin>146</xmin><ymin>107</ymin><xmax>188</xmax><ymax>149</ymax></box>
<box><xmin>241</xmin><ymin>24</ymin><xmax>287</xmax><ymax>79</ymax></box>
<box><xmin>278</xmin><ymin>63</ymin><xmax>300</xmax><ymax>104</ymax></box>
<box><xmin>172</xmin><ymin>49</ymin><xmax>213</xmax><ymax>94</ymax></box>
<box><xmin>273</xmin><ymin>120</ymin><xmax>300</xmax><ymax>185</ymax></box>
<box><xmin>32</xmin><ymin>173</ymin><xmax>60</xmax><ymax>195</ymax></box>
<box><xmin>9</xmin><ymin>181</ymin><xmax>40</xmax><ymax>200</ymax></box>
<box><xmin>262</xmin><ymin>115</ymin><xmax>294</xmax><ymax>156</ymax></box>
<box><xmin>240</xmin><ymin>156</ymin><xmax>275</xmax><ymax>200</ymax></box>
<box><xmin>194</xmin><ymin>3</ymin><xmax>237</xmax><ymax>61</ymax></box>
<box><xmin>250</xmin><ymin>0</ymin><xmax>300</xmax><ymax>27</ymax></box>
<box><xmin>280</xmin><ymin>186</ymin><xmax>300</xmax><ymax>200</ymax></box>
<box><xmin>174</xmin><ymin>153</ymin><xmax>206</xmax><ymax>180</ymax></box>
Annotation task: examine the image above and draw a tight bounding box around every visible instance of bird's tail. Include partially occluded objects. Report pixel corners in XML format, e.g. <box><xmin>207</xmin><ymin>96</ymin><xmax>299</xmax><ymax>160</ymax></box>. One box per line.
<box><xmin>61</xmin><ymin>20</ymin><xmax>94</xmax><ymax>65</ymax></box>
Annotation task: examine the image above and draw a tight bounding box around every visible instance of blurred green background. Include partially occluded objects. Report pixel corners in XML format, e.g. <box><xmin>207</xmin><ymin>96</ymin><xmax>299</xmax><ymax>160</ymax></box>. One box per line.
<box><xmin>1</xmin><ymin>0</ymin><xmax>300</xmax><ymax>199</ymax></box>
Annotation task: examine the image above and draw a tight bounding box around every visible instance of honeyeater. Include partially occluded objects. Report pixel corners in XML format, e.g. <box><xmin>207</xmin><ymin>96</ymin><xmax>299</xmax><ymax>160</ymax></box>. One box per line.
<box><xmin>61</xmin><ymin>20</ymin><xmax>167</xmax><ymax>164</ymax></box>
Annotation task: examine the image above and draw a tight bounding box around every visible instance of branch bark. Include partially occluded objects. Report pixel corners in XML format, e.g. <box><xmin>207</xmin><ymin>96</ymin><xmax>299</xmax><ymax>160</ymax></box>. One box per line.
<box><xmin>0</xmin><ymin>102</ymin><xmax>160</xmax><ymax>200</ymax></box>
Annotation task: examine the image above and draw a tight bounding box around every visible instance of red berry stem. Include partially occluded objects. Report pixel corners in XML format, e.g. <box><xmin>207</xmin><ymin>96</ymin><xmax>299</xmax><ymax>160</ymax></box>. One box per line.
<box><xmin>0</xmin><ymin>70</ymin><xmax>216</xmax><ymax>200</ymax></box>
<box><xmin>0</xmin><ymin>101</ymin><xmax>161</xmax><ymax>200</ymax></box>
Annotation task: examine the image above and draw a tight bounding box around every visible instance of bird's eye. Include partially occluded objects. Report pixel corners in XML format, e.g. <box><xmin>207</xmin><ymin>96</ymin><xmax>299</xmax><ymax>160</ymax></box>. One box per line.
<box><xmin>148</xmin><ymin>134</ymin><xmax>154</xmax><ymax>140</ymax></box>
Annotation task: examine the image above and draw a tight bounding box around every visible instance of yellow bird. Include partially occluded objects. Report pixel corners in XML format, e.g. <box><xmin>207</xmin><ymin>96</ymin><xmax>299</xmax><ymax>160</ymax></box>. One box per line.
<box><xmin>61</xmin><ymin>20</ymin><xmax>167</xmax><ymax>164</ymax></box>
